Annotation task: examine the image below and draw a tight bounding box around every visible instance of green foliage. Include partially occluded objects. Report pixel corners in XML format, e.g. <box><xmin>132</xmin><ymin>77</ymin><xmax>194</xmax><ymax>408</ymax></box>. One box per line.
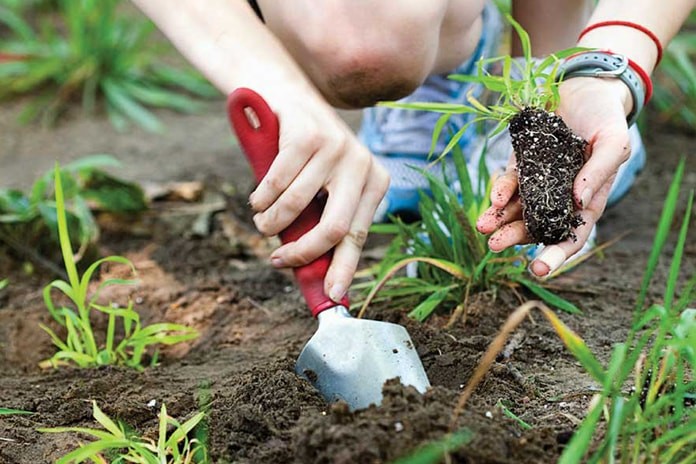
<box><xmin>40</xmin><ymin>401</ymin><xmax>208</xmax><ymax>464</ymax></box>
<box><xmin>556</xmin><ymin>159</ymin><xmax>696</xmax><ymax>463</ymax></box>
<box><xmin>0</xmin><ymin>155</ymin><xmax>146</xmax><ymax>271</ymax></box>
<box><xmin>383</xmin><ymin>15</ymin><xmax>585</xmax><ymax>158</ymax></box>
<box><xmin>0</xmin><ymin>407</ymin><xmax>33</xmax><ymax>415</ymax></box>
<box><xmin>40</xmin><ymin>164</ymin><xmax>198</xmax><ymax>370</ymax></box>
<box><xmin>355</xmin><ymin>142</ymin><xmax>580</xmax><ymax>324</ymax></box>
<box><xmin>0</xmin><ymin>278</ymin><xmax>7</xmax><ymax>290</ymax></box>
<box><xmin>653</xmin><ymin>11</ymin><xmax>696</xmax><ymax>129</ymax></box>
<box><xmin>0</xmin><ymin>0</ymin><xmax>217</xmax><ymax>131</ymax></box>
<box><xmin>391</xmin><ymin>429</ymin><xmax>473</xmax><ymax>464</ymax></box>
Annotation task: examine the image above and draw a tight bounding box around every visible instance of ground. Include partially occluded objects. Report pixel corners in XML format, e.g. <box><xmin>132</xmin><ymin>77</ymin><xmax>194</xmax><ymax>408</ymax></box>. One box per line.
<box><xmin>0</xmin><ymin>99</ymin><xmax>695</xmax><ymax>464</ymax></box>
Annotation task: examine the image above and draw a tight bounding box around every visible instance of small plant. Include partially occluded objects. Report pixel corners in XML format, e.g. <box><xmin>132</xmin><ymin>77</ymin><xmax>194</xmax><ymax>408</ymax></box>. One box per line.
<box><xmin>40</xmin><ymin>401</ymin><xmax>208</xmax><ymax>464</ymax></box>
<box><xmin>40</xmin><ymin>163</ymin><xmax>197</xmax><ymax>369</ymax></box>
<box><xmin>653</xmin><ymin>11</ymin><xmax>696</xmax><ymax>129</ymax></box>
<box><xmin>386</xmin><ymin>16</ymin><xmax>587</xmax><ymax>244</ymax></box>
<box><xmin>555</xmin><ymin>160</ymin><xmax>696</xmax><ymax>463</ymax></box>
<box><xmin>0</xmin><ymin>0</ymin><xmax>217</xmax><ymax>131</ymax></box>
<box><xmin>0</xmin><ymin>154</ymin><xmax>146</xmax><ymax>275</ymax></box>
<box><xmin>452</xmin><ymin>160</ymin><xmax>695</xmax><ymax>463</ymax></box>
<box><xmin>355</xmin><ymin>140</ymin><xmax>580</xmax><ymax>325</ymax></box>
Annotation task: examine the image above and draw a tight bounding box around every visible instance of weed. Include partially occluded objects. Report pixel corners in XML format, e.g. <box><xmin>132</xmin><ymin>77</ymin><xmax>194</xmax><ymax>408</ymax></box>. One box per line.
<box><xmin>354</xmin><ymin>18</ymin><xmax>587</xmax><ymax>323</ymax></box>
<box><xmin>40</xmin><ymin>401</ymin><xmax>208</xmax><ymax>464</ymax></box>
<box><xmin>40</xmin><ymin>163</ymin><xmax>197</xmax><ymax>369</ymax></box>
<box><xmin>0</xmin><ymin>154</ymin><xmax>146</xmax><ymax>276</ymax></box>
<box><xmin>355</xmin><ymin>141</ymin><xmax>580</xmax><ymax>326</ymax></box>
<box><xmin>452</xmin><ymin>160</ymin><xmax>695</xmax><ymax>463</ymax></box>
<box><xmin>391</xmin><ymin>429</ymin><xmax>473</xmax><ymax>464</ymax></box>
<box><xmin>0</xmin><ymin>0</ymin><xmax>217</xmax><ymax>131</ymax></box>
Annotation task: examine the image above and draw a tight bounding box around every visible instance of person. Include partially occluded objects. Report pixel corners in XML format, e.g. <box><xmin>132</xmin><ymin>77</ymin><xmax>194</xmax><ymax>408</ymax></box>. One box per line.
<box><xmin>132</xmin><ymin>0</ymin><xmax>694</xmax><ymax>302</ymax></box>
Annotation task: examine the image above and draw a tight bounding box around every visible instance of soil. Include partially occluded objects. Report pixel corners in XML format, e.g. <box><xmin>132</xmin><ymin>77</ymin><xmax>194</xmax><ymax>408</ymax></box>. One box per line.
<box><xmin>1</xmin><ymin>99</ymin><xmax>695</xmax><ymax>464</ymax></box>
<box><xmin>510</xmin><ymin>107</ymin><xmax>587</xmax><ymax>245</ymax></box>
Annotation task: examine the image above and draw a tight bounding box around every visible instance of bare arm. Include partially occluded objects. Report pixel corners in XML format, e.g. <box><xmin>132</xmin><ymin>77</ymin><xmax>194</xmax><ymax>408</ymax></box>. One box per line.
<box><xmin>481</xmin><ymin>0</ymin><xmax>696</xmax><ymax>277</ymax></box>
<box><xmin>130</xmin><ymin>0</ymin><xmax>318</xmax><ymax>102</ymax></box>
<box><xmin>131</xmin><ymin>0</ymin><xmax>389</xmax><ymax>303</ymax></box>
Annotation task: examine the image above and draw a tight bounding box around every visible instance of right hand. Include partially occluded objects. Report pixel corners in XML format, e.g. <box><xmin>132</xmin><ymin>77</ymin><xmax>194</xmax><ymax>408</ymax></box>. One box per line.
<box><xmin>249</xmin><ymin>90</ymin><xmax>389</xmax><ymax>303</ymax></box>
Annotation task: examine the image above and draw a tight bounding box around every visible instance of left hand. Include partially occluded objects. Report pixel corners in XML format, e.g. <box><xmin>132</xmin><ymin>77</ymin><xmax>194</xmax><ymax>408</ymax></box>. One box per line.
<box><xmin>476</xmin><ymin>76</ymin><xmax>634</xmax><ymax>277</ymax></box>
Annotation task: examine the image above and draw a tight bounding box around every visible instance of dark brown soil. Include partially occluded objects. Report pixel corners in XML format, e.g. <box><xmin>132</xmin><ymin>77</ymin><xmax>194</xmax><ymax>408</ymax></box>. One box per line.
<box><xmin>510</xmin><ymin>107</ymin><xmax>587</xmax><ymax>245</ymax></box>
<box><xmin>1</xmin><ymin>101</ymin><xmax>695</xmax><ymax>464</ymax></box>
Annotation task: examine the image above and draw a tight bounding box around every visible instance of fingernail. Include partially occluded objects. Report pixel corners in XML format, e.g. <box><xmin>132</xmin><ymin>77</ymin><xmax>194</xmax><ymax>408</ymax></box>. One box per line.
<box><xmin>580</xmin><ymin>188</ymin><xmax>593</xmax><ymax>209</ymax></box>
<box><xmin>329</xmin><ymin>284</ymin><xmax>345</xmax><ymax>302</ymax></box>
<box><xmin>248</xmin><ymin>191</ymin><xmax>256</xmax><ymax>205</ymax></box>
<box><xmin>270</xmin><ymin>257</ymin><xmax>284</xmax><ymax>267</ymax></box>
<box><xmin>534</xmin><ymin>245</ymin><xmax>566</xmax><ymax>276</ymax></box>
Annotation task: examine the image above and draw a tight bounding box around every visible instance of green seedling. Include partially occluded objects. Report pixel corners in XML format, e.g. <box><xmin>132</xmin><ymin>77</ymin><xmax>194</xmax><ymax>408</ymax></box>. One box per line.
<box><xmin>496</xmin><ymin>399</ymin><xmax>532</xmax><ymax>430</ymax></box>
<box><xmin>452</xmin><ymin>160</ymin><xmax>695</xmax><ymax>464</ymax></box>
<box><xmin>40</xmin><ymin>163</ymin><xmax>197</xmax><ymax>369</ymax></box>
<box><xmin>355</xmin><ymin>17</ymin><xmax>587</xmax><ymax>323</ymax></box>
<box><xmin>0</xmin><ymin>154</ymin><xmax>146</xmax><ymax>276</ymax></box>
<box><xmin>355</xmin><ymin>140</ymin><xmax>580</xmax><ymax>326</ymax></box>
<box><xmin>40</xmin><ymin>401</ymin><xmax>208</xmax><ymax>464</ymax></box>
<box><xmin>391</xmin><ymin>429</ymin><xmax>473</xmax><ymax>464</ymax></box>
<box><xmin>0</xmin><ymin>0</ymin><xmax>217</xmax><ymax>131</ymax></box>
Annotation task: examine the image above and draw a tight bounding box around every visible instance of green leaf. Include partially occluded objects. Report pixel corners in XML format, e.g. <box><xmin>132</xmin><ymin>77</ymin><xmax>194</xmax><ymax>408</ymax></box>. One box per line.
<box><xmin>80</xmin><ymin>170</ymin><xmax>147</xmax><ymax>212</ymax></box>
<box><xmin>0</xmin><ymin>278</ymin><xmax>7</xmax><ymax>291</ymax></box>
<box><xmin>0</xmin><ymin>407</ymin><xmax>33</xmax><ymax>415</ymax></box>
<box><xmin>516</xmin><ymin>278</ymin><xmax>581</xmax><ymax>314</ymax></box>
<box><xmin>408</xmin><ymin>288</ymin><xmax>450</xmax><ymax>322</ymax></box>
<box><xmin>558</xmin><ymin>396</ymin><xmax>604</xmax><ymax>464</ymax></box>
<box><xmin>392</xmin><ymin>429</ymin><xmax>473</xmax><ymax>464</ymax></box>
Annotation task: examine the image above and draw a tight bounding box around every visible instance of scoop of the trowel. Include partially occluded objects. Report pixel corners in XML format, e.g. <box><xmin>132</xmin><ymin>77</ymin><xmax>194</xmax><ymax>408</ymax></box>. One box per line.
<box><xmin>296</xmin><ymin>306</ymin><xmax>430</xmax><ymax>410</ymax></box>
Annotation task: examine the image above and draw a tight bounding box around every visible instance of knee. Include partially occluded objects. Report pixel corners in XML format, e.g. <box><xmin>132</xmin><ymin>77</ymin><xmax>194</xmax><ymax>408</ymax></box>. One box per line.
<box><xmin>306</xmin><ymin>6</ymin><xmax>444</xmax><ymax>107</ymax></box>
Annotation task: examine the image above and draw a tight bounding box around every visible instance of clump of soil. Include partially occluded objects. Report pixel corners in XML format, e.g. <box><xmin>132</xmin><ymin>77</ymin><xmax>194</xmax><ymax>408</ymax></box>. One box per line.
<box><xmin>509</xmin><ymin>107</ymin><xmax>587</xmax><ymax>244</ymax></box>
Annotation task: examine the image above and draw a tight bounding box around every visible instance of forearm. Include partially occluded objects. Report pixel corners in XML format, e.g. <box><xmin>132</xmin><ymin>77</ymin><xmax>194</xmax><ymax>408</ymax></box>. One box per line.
<box><xmin>511</xmin><ymin>0</ymin><xmax>593</xmax><ymax>56</ymax></box>
<box><xmin>130</xmin><ymin>0</ymin><xmax>318</xmax><ymax>102</ymax></box>
<box><xmin>577</xmin><ymin>0</ymin><xmax>696</xmax><ymax>74</ymax></box>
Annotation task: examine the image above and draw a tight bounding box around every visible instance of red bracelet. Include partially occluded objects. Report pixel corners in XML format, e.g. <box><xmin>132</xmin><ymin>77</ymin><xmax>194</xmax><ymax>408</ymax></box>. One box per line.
<box><xmin>579</xmin><ymin>21</ymin><xmax>663</xmax><ymax>66</ymax></box>
<box><xmin>626</xmin><ymin>57</ymin><xmax>653</xmax><ymax>104</ymax></box>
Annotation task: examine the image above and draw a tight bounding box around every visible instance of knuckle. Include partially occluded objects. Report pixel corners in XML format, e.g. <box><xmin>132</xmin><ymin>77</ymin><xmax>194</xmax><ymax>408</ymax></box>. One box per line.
<box><xmin>263</xmin><ymin>174</ymin><xmax>285</xmax><ymax>193</ymax></box>
<box><xmin>347</xmin><ymin>228</ymin><xmax>369</xmax><ymax>248</ymax></box>
<box><xmin>282</xmin><ymin>190</ymin><xmax>306</xmax><ymax>214</ymax></box>
<box><xmin>324</xmin><ymin>219</ymin><xmax>350</xmax><ymax>243</ymax></box>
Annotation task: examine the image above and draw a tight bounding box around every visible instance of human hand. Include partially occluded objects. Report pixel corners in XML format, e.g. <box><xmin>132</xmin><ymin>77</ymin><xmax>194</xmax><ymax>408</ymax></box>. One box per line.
<box><xmin>248</xmin><ymin>90</ymin><xmax>389</xmax><ymax>302</ymax></box>
<box><xmin>476</xmin><ymin>77</ymin><xmax>633</xmax><ymax>277</ymax></box>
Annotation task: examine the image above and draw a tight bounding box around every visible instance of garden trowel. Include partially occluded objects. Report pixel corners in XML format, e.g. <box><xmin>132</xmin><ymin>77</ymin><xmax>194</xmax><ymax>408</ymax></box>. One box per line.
<box><xmin>227</xmin><ymin>88</ymin><xmax>430</xmax><ymax>410</ymax></box>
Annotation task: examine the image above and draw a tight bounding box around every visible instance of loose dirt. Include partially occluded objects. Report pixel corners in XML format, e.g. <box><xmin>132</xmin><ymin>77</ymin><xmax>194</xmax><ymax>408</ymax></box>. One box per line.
<box><xmin>1</xmin><ymin>101</ymin><xmax>695</xmax><ymax>463</ymax></box>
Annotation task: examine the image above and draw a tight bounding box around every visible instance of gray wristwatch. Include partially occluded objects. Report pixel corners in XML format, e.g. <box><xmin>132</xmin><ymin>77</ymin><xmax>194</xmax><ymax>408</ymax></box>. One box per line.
<box><xmin>559</xmin><ymin>52</ymin><xmax>645</xmax><ymax>127</ymax></box>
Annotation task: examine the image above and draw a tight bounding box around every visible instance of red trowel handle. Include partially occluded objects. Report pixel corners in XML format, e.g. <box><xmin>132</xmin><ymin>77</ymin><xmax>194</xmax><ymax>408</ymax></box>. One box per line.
<box><xmin>227</xmin><ymin>88</ymin><xmax>349</xmax><ymax>317</ymax></box>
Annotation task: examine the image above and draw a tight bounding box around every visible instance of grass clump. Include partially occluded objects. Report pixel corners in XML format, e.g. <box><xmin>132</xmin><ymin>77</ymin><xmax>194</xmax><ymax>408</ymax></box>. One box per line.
<box><xmin>555</xmin><ymin>160</ymin><xmax>695</xmax><ymax>463</ymax></box>
<box><xmin>0</xmin><ymin>0</ymin><xmax>217</xmax><ymax>131</ymax></box>
<box><xmin>355</xmin><ymin>18</ymin><xmax>590</xmax><ymax>323</ymax></box>
<box><xmin>0</xmin><ymin>154</ymin><xmax>146</xmax><ymax>276</ymax></box>
<box><xmin>40</xmin><ymin>401</ymin><xmax>208</xmax><ymax>464</ymax></box>
<box><xmin>355</xmin><ymin>141</ymin><xmax>581</xmax><ymax>326</ymax></box>
<box><xmin>40</xmin><ymin>163</ymin><xmax>197</xmax><ymax>369</ymax></box>
<box><xmin>652</xmin><ymin>11</ymin><xmax>696</xmax><ymax>129</ymax></box>
<box><xmin>451</xmin><ymin>160</ymin><xmax>695</xmax><ymax>463</ymax></box>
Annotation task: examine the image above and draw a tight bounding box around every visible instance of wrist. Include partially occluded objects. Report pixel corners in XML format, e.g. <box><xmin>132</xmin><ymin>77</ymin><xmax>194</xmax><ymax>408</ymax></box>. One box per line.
<box><xmin>577</xmin><ymin>26</ymin><xmax>657</xmax><ymax>75</ymax></box>
<box><xmin>559</xmin><ymin>51</ymin><xmax>646</xmax><ymax>126</ymax></box>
